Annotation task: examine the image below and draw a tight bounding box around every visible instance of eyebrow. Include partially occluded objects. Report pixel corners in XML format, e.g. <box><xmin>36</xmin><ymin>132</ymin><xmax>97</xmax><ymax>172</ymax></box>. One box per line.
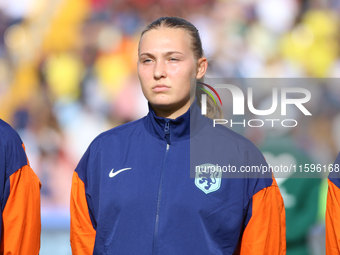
<box><xmin>139</xmin><ymin>51</ymin><xmax>184</xmax><ymax>58</ymax></box>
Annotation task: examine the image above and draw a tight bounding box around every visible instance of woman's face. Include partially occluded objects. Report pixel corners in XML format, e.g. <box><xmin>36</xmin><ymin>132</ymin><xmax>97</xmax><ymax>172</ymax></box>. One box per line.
<box><xmin>138</xmin><ymin>27</ymin><xmax>206</xmax><ymax>118</ymax></box>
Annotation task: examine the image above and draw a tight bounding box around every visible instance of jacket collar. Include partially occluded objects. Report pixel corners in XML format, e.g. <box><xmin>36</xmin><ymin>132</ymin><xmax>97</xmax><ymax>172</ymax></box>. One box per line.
<box><xmin>143</xmin><ymin>98</ymin><xmax>208</xmax><ymax>143</ymax></box>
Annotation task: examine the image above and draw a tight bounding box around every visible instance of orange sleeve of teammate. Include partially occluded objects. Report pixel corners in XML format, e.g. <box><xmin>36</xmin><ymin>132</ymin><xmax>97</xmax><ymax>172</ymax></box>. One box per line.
<box><xmin>70</xmin><ymin>171</ymin><xmax>96</xmax><ymax>255</ymax></box>
<box><xmin>326</xmin><ymin>179</ymin><xmax>340</xmax><ymax>254</ymax></box>
<box><xmin>1</xmin><ymin>164</ymin><xmax>41</xmax><ymax>254</ymax></box>
<box><xmin>239</xmin><ymin>177</ymin><xmax>286</xmax><ymax>255</ymax></box>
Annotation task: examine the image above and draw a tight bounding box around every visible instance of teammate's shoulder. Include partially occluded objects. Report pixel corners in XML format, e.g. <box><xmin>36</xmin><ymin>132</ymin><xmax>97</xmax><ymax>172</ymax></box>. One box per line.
<box><xmin>328</xmin><ymin>152</ymin><xmax>340</xmax><ymax>186</ymax></box>
<box><xmin>0</xmin><ymin>119</ymin><xmax>17</xmax><ymax>136</ymax></box>
<box><xmin>0</xmin><ymin>119</ymin><xmax>23</xmax><ymax>147</ymax></box>
<box><xmin>0</xmin><ymin>119</ymin><xmax>28</xmax><ymax>177</ymax></box>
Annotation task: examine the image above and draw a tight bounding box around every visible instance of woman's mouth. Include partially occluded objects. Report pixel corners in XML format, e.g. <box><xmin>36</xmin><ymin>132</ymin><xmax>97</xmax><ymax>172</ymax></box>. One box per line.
<box><xmin>152</xmin><ymin>85</ymin><xmax>170</xmax><ymax>92</ymax></box>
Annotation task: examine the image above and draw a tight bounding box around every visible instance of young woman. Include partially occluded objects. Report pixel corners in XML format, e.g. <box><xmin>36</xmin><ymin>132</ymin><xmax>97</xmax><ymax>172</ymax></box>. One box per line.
<box><xmin>70</xmin><ymin>17</ymin><xmax>286</xmax><ymax>254</ymax></box>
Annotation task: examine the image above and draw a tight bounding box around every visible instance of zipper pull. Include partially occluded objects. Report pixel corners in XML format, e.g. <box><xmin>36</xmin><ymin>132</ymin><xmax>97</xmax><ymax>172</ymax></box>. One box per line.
<box><xmin>164</xmin><ymin>121</ymin><xmax>171</xmax><ymax>145</ymax></box>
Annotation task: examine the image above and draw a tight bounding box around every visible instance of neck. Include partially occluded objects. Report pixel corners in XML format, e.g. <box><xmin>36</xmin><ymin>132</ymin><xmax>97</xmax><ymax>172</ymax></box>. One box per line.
<box><xmin>151</xmin><ymin>100</ymin><xmax>192</xmax><ymax>119</ymax></box>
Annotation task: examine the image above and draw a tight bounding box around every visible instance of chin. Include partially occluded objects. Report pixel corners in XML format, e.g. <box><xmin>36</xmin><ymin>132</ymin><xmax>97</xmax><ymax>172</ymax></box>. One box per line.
<box><xmin>149</xmin><ymin>96</ymin><xmax>173</xmax><ymax>106</ymax></box>
<box><xmin>151</xmin><ymin>101</ymin><xmax>174</xmax><ymax>110</ymax></box>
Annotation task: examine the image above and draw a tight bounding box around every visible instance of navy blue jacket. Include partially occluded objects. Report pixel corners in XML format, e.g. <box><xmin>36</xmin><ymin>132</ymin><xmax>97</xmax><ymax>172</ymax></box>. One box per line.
<box><xmin>328</xmin><ymin>153</ymin><xmax>340</xmax><ymax>186</ymax></box>
<box><xmin>326</xmin><ymin>152</ymin><xmax>340</xmax><ymax>254</ymax></box>
<box><xmin>0</xmin><ymin>119</ymin><xmax>41</xmax><ymax>254</ymax></box>
<box><xmin>70</xmin><ymin>101</ymin><xmax>286</xmax><ymax>255</ymax></box>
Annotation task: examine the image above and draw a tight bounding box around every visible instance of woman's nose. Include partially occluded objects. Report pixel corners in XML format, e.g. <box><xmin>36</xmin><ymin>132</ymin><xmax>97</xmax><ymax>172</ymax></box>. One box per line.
<box><xmin>153</xmin><ymin>61</ymin><xmax>167</xmax><ymax>80</ymax></box>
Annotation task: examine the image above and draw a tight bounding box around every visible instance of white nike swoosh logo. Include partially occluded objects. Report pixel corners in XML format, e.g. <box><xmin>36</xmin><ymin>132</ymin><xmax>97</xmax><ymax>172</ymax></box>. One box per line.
<box><xmin>109</xmin><ymin>168</ymin><xmax>132</xmax><ymax>178</ymax></box>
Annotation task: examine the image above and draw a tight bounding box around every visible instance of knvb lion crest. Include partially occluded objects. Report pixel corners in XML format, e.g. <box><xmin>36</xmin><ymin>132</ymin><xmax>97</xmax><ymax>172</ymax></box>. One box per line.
<box><xmin>195</xmin><ymin>163</ymin><xmax>222</xmax><ymax>194</ymax></box>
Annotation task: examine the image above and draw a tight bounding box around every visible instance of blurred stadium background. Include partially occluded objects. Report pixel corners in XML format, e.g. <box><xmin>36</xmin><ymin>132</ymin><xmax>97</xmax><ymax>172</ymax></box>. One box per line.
<box><xmin>0</xmin><ymin>0</ymin><xmax>340</xmax><ymax>254</ymax></box>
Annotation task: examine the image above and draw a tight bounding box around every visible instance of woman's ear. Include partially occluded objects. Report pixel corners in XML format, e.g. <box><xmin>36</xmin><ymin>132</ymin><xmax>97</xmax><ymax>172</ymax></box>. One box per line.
<box><xmin>196</xmin><ymin>57</ymin><xmax>208</xmax><ymax>80</ymax></box>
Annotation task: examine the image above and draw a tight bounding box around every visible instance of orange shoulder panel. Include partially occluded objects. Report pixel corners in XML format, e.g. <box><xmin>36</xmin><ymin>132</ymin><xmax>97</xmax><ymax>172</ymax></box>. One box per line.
<box><xmin>70</xmin><ymin>171</ymin><xmax>96</xmax><ymax>255</ymax></box>
<box><xmin>326</xmin><ymin>179</ymin><xmax>340</xmax><ymax>255</ymax></box>
<box><xmin>240</xmin><ymin>178</ymin><xmax>286</xmax><ymax>255</ymax></box>
<box><xmin>1</xmin><ymin>164</ymin><xmax>41</xmax><ymax>255</ymax></box>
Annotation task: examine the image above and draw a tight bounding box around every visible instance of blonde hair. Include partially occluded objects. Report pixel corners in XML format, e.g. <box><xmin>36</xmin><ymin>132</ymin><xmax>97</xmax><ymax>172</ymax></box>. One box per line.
<box><xmin>195</xmin><ymin>80</ymin><xmax>223</xmax><ymax>119</ymax></box>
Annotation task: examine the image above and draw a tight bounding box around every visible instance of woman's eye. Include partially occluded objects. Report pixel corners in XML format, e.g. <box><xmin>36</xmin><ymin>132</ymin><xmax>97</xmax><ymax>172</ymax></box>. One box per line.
<box><xmin>142</xmin><ymin>59</ymin><xmax>152</xmax><ymax>63</ymax></box>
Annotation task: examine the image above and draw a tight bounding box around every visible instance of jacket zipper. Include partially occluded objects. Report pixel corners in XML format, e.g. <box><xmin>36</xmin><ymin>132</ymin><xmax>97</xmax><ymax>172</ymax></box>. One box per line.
<box><xmin>152</xmin><ymin>120</ymin><xmax>171</xmax><ymax>255</ymax></box>
<box><xmin>164</xmin><ymin>121</ymin><xmax>171</xmax><ymax>145</ymax></box>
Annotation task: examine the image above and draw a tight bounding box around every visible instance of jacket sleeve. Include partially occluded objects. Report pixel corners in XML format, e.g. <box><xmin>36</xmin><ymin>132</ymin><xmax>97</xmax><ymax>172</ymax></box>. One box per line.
<box><xmin>70</xmin><ymin>170</ymin><xmax>96</xmax><ymax>254</ymax></box>
<box><xmin>239</xmin><ymin>177</ymin><xmax>286</xmax><ymax>255</ymax></box>
<box><xmin>1</xmin><ymin>146</ymin><xmax>41</xmax><ymax>255</ymax></box>
<box><xmin>326</xmin><ymin>178</ymin><xmax>340</xmax><ymax>254</ymax></box>
<box><xmin>326</xmin><ymin>153</ymin><xmax>340</xmax><ymax>254</ymax></box>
